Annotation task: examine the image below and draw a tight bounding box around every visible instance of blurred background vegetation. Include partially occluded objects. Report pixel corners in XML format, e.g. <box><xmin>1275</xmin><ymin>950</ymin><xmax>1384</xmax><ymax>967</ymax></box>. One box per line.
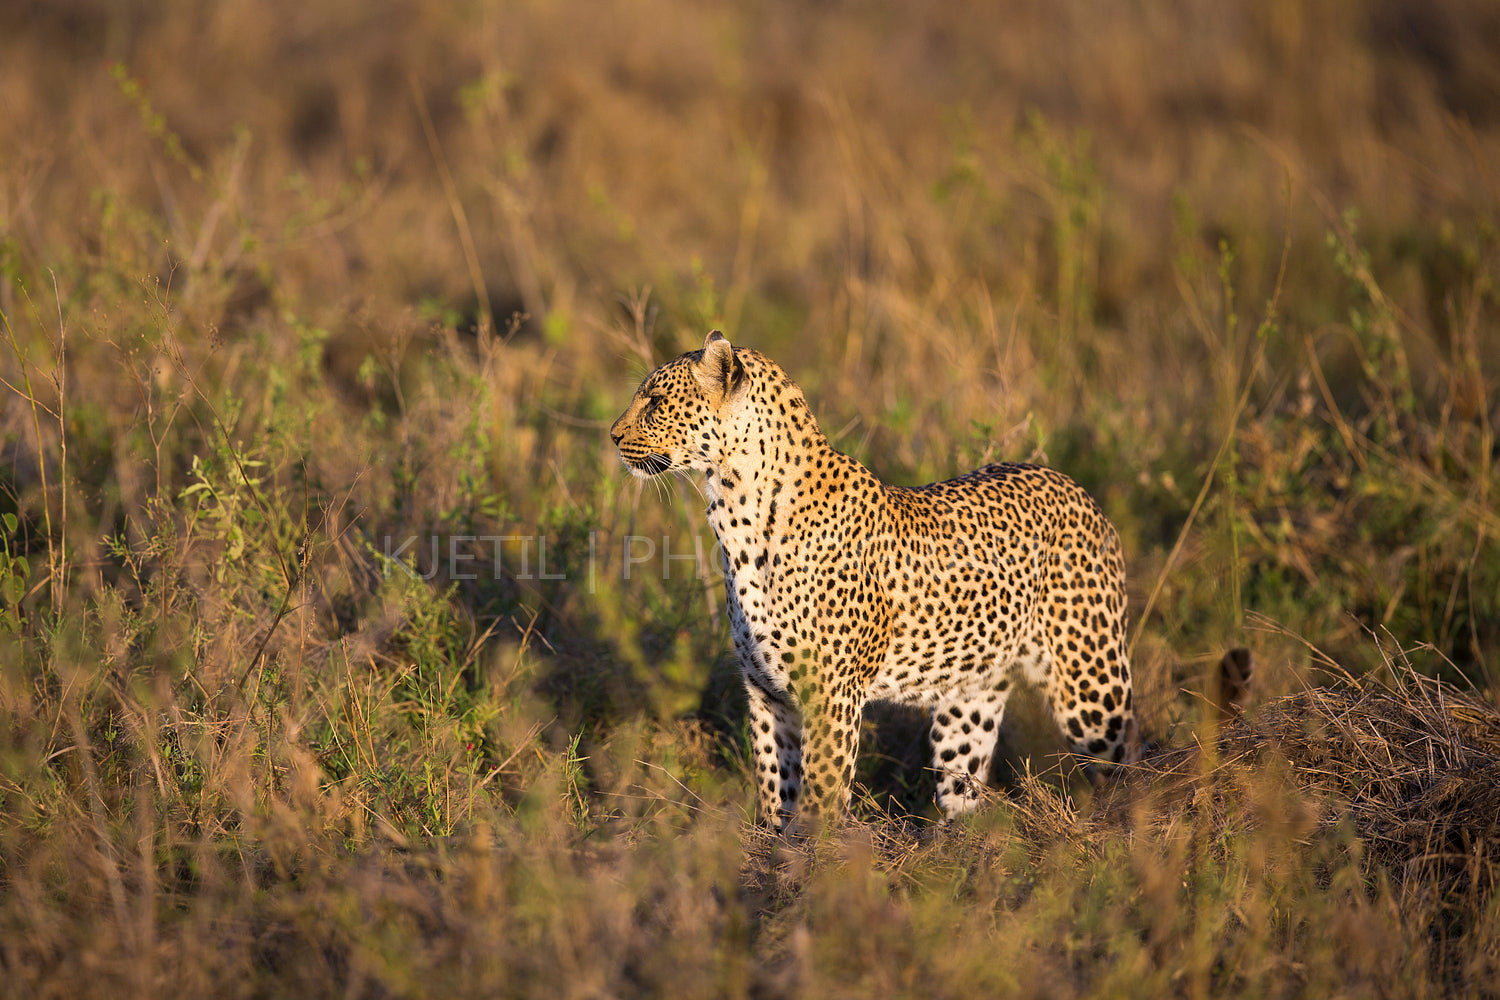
<box><xmin>1</xmin><ymin>1</ymin><xmax>1497</xmax><ymax>996</ymax></box>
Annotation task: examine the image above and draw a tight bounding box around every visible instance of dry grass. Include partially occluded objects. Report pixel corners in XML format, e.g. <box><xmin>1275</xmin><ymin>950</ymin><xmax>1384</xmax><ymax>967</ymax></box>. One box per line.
<box><xmin>1</xmin><ymin>0</ymin><xmax>1498</xmax><ymax>996</ymax></box>
<box><xmin>1130</xmin><ymin>655</ymin><xmax>1500</xmax><ymax>969</ymax></box>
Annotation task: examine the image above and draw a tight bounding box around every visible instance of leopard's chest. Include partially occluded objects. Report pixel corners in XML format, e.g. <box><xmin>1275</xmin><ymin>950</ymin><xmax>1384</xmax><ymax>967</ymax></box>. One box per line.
<box><xmin>719</xmin><ymin>520</ymin><xmax>894</xmax><ymax>696</ymax></box>
<box><xmin>705</xmin><ymin>455</ymin><xmax>895</xmax><ymax>684</ymax></box>
<box><xmin>718</xmin><ymin>533</ymin><xmax>809</xmax><ymax>694</ymax></box>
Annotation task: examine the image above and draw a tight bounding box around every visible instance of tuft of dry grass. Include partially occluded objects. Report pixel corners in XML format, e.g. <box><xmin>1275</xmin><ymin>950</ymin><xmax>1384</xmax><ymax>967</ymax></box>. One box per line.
<box><xmin>1224</xmin><ymin>664</ymin><xmax>1500</xmax><ymax>910</ymax></box>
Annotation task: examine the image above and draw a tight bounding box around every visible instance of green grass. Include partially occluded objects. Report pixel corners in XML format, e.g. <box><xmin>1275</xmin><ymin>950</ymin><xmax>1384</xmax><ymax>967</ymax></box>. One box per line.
<box><xmin>1</xmin><ymin>1</ymin><xmax>1498</xmax><ymax>996</ymax></box>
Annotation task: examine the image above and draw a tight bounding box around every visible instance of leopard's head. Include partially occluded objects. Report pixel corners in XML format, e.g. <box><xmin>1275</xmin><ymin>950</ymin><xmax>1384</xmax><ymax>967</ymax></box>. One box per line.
<box><xmin>609</xmin><ymin>330</ymin><xmax>748</xmax><ymax>478</ymax></box>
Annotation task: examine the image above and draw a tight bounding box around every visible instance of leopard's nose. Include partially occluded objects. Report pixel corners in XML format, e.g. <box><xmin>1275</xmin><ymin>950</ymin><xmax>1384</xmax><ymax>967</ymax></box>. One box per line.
<box><xmin>609</xmin><ymin>422</ymin><xmax>625</xmax><ymax>446</ymax></box>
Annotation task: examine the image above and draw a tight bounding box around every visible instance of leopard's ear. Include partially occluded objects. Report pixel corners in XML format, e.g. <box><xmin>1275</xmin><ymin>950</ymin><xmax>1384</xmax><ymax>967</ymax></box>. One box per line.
<box><xmin>695</xmin><ymin>330</ymin><xmax>747</xmax><ymax>404</ymax></box>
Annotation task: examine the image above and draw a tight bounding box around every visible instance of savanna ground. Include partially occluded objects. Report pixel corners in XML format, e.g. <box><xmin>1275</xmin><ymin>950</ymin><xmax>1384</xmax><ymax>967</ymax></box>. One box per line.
<box><xmin>2</xmin><ymin>1</ymin><xmax>1499</xmax><ymax>996</ymax></box>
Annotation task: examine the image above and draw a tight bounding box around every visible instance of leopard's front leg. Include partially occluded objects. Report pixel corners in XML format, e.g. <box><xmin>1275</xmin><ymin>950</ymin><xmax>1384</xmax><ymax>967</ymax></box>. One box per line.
<box><xmin>789</xmin><ymin>676</ymin><xmax>866</xmax><ymax>830</ymax></box>
<box><xmin>745</xmin><ymin>676</ymin><xmax>803</xmax><ymax>827</ymax></box>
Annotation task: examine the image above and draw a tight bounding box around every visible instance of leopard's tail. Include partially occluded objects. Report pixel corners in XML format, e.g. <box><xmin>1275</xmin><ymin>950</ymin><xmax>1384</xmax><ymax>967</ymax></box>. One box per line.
<box><xmin>1214</xmin><ymin>647</ymin><xmax>1254</xmax><ymax>723</ymax></box>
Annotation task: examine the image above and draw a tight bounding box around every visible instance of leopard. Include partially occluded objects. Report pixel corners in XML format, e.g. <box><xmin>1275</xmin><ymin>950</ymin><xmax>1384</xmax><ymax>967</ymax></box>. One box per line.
<box><xmin>610</xmin><ymin>331</ymin><xmax>1141</xmax><ymax>829</ymax></box>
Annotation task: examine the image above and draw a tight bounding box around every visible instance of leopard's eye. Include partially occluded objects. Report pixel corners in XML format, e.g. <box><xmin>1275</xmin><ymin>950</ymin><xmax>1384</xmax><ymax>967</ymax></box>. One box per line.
<box><xmin>642</xmin><ymin>395</ymin><xmax>664</xmax><ymax>418</ymax></box>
